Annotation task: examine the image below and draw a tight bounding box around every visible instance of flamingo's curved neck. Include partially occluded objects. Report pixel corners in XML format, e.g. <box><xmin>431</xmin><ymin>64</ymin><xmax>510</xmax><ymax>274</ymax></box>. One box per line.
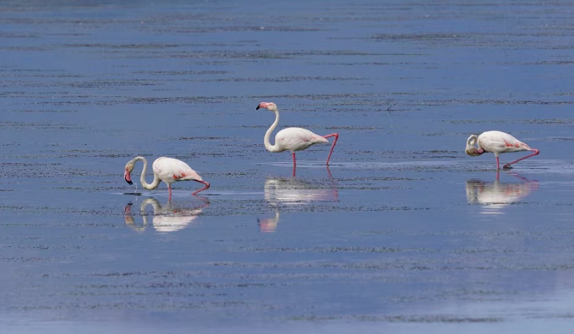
<box><xmin>134</xmin><ymin>156</ymin><xmax>161</xmax><ymax>190</ymax></box>
<box><xmin>264</xmin><ymin>109</ymin><xmax>282</xmax><ymax>152</ymax></box>
<box><xmin>466</xmin><ymin>134</ymin><xmax>478</xmax><ymax>151</ymax></box>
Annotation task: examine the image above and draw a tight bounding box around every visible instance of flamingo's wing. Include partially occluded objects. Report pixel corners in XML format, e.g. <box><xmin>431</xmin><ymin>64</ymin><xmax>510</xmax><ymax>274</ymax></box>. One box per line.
<box><xmin>153</xmin><ymin>157</ymin><xmax>203</xmax><ymax>183</ymax></box>
<box><xmin>276</xmin><ymin>127</ymin><xmax>328</xmax><ymax>151</ymax></box>
<box><xmin>479</xmin><ymin>131</ymin><xmax>530</xmax><ymax>153</ymax></box>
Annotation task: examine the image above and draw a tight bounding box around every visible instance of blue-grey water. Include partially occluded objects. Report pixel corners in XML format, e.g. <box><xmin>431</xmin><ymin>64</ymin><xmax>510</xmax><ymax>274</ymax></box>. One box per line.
<box><xmin>2</xmin><ymin>1</ymin><xmax>574</xmax><ymax>333</ymax></box>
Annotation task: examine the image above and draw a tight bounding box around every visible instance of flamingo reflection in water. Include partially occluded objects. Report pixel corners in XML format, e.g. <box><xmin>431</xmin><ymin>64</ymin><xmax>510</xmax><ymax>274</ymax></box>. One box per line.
<box><xmin>466</xmin><ymin>170</ymin><xmax>538</xmax><ymax>215</ymax></box>
<box><xmin>124</xmin><ymin>198</ymin><xmax>209</xmax><ymax>233</ymax></box>
<box><xmin>258</xmin><ymin>175</ymin><xmax>339</xmax><ymax>233</ymax></box>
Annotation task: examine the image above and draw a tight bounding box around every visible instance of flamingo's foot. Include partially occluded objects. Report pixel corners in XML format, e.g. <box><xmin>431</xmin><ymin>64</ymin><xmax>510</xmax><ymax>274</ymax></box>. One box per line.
<box><xmin>503</xmin><ymin>164</ymin><xmax>513</xmax><ymax>170</ymax></box>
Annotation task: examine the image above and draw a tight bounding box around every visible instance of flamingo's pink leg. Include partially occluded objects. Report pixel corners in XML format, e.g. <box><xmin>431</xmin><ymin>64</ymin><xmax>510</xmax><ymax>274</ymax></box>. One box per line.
<box><xmin>192</xmin><ymin>180</ymin><xmax>210</xmax><ymax>195</ymax></box>
<box><xmin>292</xmin><ymin>152</ymin><xmax>297</xmax><ymax>177</ymax></box>
<box><xmin>323</xmin><ymin>133</ymin><xmax>339</xmax><ymax>165</ymax></box>
<box><xmin>496</xmin><ymin>156</ymin><xmax>500</xmax><ymax>170</ymax></box>
<box><xmin>503</xmin><ymin>149</ymin><xmax>540</xmax><ymax>170</ymax></box>
<box><xmin>168</xmin><ymin>185</ymin><xmax>172</xmax><ymax>201</ymax></box>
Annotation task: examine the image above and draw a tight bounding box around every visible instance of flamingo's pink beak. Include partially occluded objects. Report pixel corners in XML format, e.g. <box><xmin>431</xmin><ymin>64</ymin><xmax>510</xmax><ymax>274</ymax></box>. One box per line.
<box><xmin>256</xmin><ymin>102</ymin><xmax>269</xmax><ymax>110</ymax></box>
<box><xmin>124</xmin><ymin>169</ymin><xmax>133</xmax><ymax>185</ymax></box>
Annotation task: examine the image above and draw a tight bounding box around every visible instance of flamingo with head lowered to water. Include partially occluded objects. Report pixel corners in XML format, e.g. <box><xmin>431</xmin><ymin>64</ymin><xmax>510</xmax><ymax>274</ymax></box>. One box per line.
<box><xmin>256</xmin><ymin>102</ymin><xmax>339</xmax><ymax>176</ymax></box>
<box><xmin>465</xmin><ymin>130</ymin><xmax>539</xmax><ymax>170</ymax></box>
<box><xmin>124</xmin><ymin>156</ymin><xmax>210</xmax><ymax>199</ymax></box>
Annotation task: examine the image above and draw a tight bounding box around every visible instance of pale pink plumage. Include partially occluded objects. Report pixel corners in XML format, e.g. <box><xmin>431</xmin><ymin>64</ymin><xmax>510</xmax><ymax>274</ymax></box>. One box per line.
<box><xmin>152</xmin><ymin>157</ymin><xmax>204</xmax><ymax>184</ymax></box>
<box><xmin>275</xmin><ymin>127</ymin><xmax>329</xmax><ymax>152</ymax></box>
<box><xmin>466</xmin><ymin>130</ymin><xmax>539</xmax><ymax>170</ymax></box>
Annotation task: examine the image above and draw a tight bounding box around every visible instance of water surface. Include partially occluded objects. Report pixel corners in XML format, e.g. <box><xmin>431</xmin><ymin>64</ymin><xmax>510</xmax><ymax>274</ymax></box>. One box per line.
<box><xmin>1</xmin><ymin>0</ymin><xmax>574</xmax><ymax>333</ymax></box>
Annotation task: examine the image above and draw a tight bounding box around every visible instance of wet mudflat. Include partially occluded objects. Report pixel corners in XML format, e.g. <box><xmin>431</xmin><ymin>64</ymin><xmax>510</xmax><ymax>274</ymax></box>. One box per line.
<box><xmin>1</xmin><ymin>0</ymin><xmax>574</xmax><ymax>333</ymax></box>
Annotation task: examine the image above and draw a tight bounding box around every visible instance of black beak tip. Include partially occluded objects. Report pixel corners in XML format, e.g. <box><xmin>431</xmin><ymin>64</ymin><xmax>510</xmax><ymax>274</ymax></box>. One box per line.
<box><xmin>125</xmin><ymin>179</ymin><xmax>133</xmax><ymax>185</ymax></box>
<box><xmin>255</xmin><ymin>106</ymin><xmax>260</xmax><ymax>110</ymax></box>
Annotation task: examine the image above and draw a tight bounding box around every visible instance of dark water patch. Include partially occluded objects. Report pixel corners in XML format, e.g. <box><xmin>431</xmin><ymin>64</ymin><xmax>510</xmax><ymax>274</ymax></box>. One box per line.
<box><xmin>341</xmin><ymin>153</ymin><xmax>463</xmax><ymax>163</ymax></box>
<box><xmin>253</xmin><ymin>93</ymin><xmax>376</xmax><ymax>101</ymax></box>
<box><xmin>1</xmin><ymin>256</ymin><xmax>72</xmax><ymax>263</ymax></box>
<box><xmin>542</xmin><ymin>137</ymin><xmax>574</xmax><ymax>141</ymax></box>
<box><xmin>1</xmin><ymin>244</ymin><xmax>103</xmax><ymax>250</ymax></box>
<box><xmin>526</xmin><ymin>60</ymin><xmax>574</xmax><ymax>65</ymax></box>
<box><xmin>449</xmin><ymin>118</ymin><xmax>574</xmax><ymax>125</ymax></box>
<box><xmin>373</xmin><ymin>32</ymin><xmax>469</xmax><ymax>42</ymax></box>
<box><xmin>240</xmin><ymin>246</ymin><xmax>439</xmax><ymax>254</ymax></box>
<box><xmin>150</xmin><ymin>26</ymin><xmax>325</xmax><ymax>33</ymax></box>
<box><xmin>288</xmin><ymin>314</ymin><xmax>503</xmax><ymax>323</ymax></box>
<box><xmin>12</xmin><ymin>109</ymin><xmax>78</xmax><ymax>113</ymax></box>
<box><xmin>268</xmin><ymin>205</ymin><xmax>433</xmax><ymax>213</ymax></box>
<box><xmin>196</xmin><ymin>76</ymin><xmax>363</xmax><ymax>83</ymax></box>
<box><xmin>126</xmin><ymin>96</ymin><xmax>242</xmax><ymax>105</ymax></box>
<box><xmin>318</xmin><ymin>61</ymin><xmax>432</xmax><ymax>67</ymax></box>
<box><xmin>0</xmin><ymin>121</ymin><xmax>84</xmax><ymax>130</ymax></box>
<box><xmin>0</xmin><ymin>32</ymin><xmax>40</xmax><ymax>38</ymax></box>
<box><xmin>128</xmin><ymin>50</ymin><xmax>293</xmax><ymax>60</ymax></box>
<box><xmin>529</xmin><ymin>313</ymin><xmax>574</xmax><ymax>319</ymax></box>
<box><xmin>338</xmin><ymin>176</ymin><xmax>428</xmax><ymax>182</ymax></box>
<box><xmin>3</xmin><ymin>79</ymin><xmax>156</xmax><ymax>89</ymax></box>
<box><xmin>1</xmin><ymin>73</ymin><xmax>83</xmax><ymax>78</ymax></box>
<box><xmin>416</xmin><ymin>99</ymin><xmax>574</xmax><ymax>107</ymax></box>
<box><xmin>371</xmin><ymin>31</ymin><xmax>574</xmax><ymax>49</ymax></box>
<box><xmin>136</xmin><ymin>70</ymin><xmax>231</xmax><ymax>76</ymax></box>
<box><xmin>178</xmin><ymin>137</ymin><xmax>230</xmax><ymax>141</ymax></box>
<box><xmin>71</xmin><ymin>281</ymin><xmax>278</xmax><ymax>290</ymax></box>
<box><xmin>0</xmin><ymin>46</ymin><xmax>52</xmax><ymax>51</ymax></box>
<box><xmin>326</xmin><ymin>126</ymin><xmax>382</xmax><ymax>131</ymax></box>
<box><xmin>0</xmin><ymin>162</ymin><xmax>62</xmax><ymax>167</ymax></box>
<box><xmin>60</xmin><ymin>43</ymin><xmax>185</xmax><ymax>49</ymax></box>
<box><xmin>65</xmin><ymin>79</ymin><xmax>157</xmax><ymax>88</ymax></box>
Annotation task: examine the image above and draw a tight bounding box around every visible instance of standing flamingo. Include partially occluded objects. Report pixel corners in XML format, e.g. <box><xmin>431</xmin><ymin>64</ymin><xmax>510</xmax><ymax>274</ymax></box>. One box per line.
<box><xmin>256</xmin><ymin>102</ymin><xmax>339</xmax><ymax>176</ymax></box>
<box><xmin>124</xmin><ymin>156</ymin><xmax>210</xmax><ymax>199</ymax></box>
<box><xmin>465</xmin><ymin>131</ymin><xmax>539</xmax><ymax>170</ymax></box>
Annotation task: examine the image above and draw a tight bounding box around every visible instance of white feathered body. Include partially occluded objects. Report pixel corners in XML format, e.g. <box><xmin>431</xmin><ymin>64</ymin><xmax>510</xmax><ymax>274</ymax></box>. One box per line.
<box><xmin>477</xmin><ymin>131</ymin><xmax>532</xmax><ymax>157</ymax></box>
<box><xmin>152</xmin><ymin>157</ymin><xmax>203</xmax><ymax>186</ymax></box>
<box><xmin>274</xmin><ymin>127</ymin><xmax>328</xmax><ymax>152</ymax></box>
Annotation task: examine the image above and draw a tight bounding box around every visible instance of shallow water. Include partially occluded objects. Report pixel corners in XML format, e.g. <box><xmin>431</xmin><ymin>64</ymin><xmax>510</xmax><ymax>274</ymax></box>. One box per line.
<box><xmin>2</xmin><ymin>0</ymin><xmax>574</xmax><ymax>333</ymax></box>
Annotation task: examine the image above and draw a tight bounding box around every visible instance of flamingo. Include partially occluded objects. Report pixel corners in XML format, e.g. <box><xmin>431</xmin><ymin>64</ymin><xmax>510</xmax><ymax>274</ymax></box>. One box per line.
<box><xmin>256</xmin><ymin>102</ymin><xmax>339</xmax><ymax>176</ymax></box>
<box><xmin>123</xmin><ymin>156</ymin><xmax>210</xmax><ymax>199</ymax></box>
<box><xmin>465</xmin><ymin>131</ymin><xmax>539</xmax><ymax>170</ymax></box>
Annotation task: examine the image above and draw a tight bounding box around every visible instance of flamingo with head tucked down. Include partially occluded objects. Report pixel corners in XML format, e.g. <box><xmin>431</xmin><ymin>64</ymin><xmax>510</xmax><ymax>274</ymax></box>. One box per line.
<box><xmin>256</xmin><ymin>102</ymin><xmax>339</xmax><ymax>176</ymax></box>
<box><xmin>465</xmin><ymin>130</ymin><xmax>539</xmax><ymax>170</ymax></box>
<box><xmin>124</xmin><ymin>156</ymin><xmax>210</xmax><ymax>199</ymax></box>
